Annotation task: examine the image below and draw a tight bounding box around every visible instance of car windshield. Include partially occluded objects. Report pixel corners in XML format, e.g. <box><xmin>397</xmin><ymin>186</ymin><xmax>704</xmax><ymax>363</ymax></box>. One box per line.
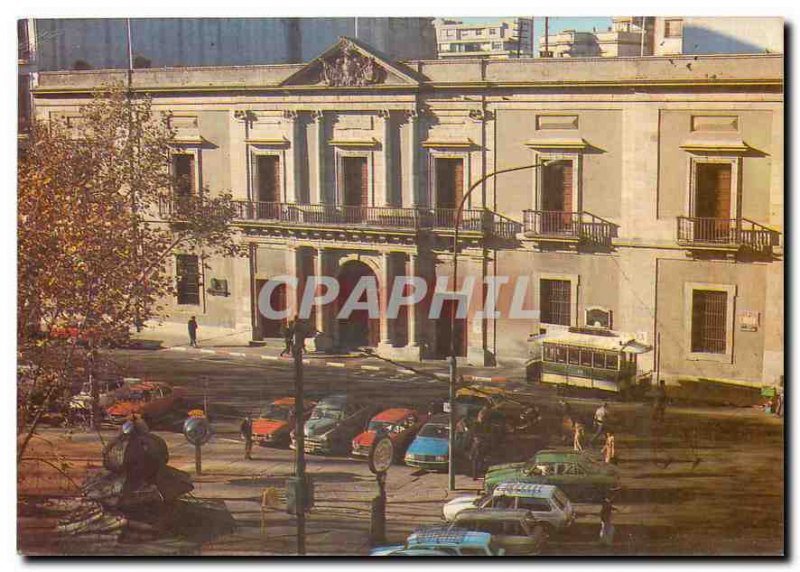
<box><xmin>552</xmin><ymin>489</ymin><xmax>568</xmax><ymax>510</ymax></box>
<box><xmin>127</xmin><ymin>391</ymin><xmax>147</xmax><ymax>401</ymax></box>
<box><xmin>311</xmin><ymin>407</ymin><xmax>343</xmax><ymax>421</ymax></box>
<box><xmin>368</xmin><ymin>420</ymin><xmax>397</xmax><ymax>433</ymax></box>
<box><xmin>419</xmin><ymin>423</ymin><xmax>449</xmax><ymax>438</ymax></box>
<box><xmin>259</xmin><ymin>405</ymin><xmax>290</xmax><ymax>421</ymax></box>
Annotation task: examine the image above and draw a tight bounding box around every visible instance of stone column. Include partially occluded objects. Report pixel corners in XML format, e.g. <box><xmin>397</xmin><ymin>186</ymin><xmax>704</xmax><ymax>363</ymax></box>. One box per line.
<box><xmin>406</xmin><ymin>109</ymin><xmax>418</xmax><ymax>207</ymax></box>
<box><xmin>230</xmin><ymin>110</ymin><xmax>251</xmax><ymax>201</ymax></box>
<box><xmin>380</xmin><ymin>110</ymin><xmax>392</xmax><ymax>206</ymax></box>
<box><xmin>284</xmin><ymin>110</ymin><xmax>299</xmax><ymax>204</ymax></box>
<box><xmin>314</xmin><ymin>110</ymin><xmax>326</xmax><ymax>205</ymax></box>
<box><xmin>310</xmin><ymin>247</ymin><xmax>334</xmax><ymax>352</ymax></box>
<box><xmin>406</xmin><ymin>253</ymin><xmax>419</xmax><ymax>348</ymax></box>
<box><xmin>379</xmin><ymin>252</ymin><xmax>392</xmax><ymax>346</ymax></box>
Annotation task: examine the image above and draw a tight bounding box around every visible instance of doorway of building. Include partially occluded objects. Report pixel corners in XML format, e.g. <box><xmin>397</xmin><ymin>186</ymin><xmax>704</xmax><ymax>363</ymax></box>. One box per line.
<box><xmin>256</xmin><ymin>280</ymin><xmax>287</xmax><ymax>339</ymax></box>
<box><xmin>434</xmin><ymin>157</ymin><xmax>464</xmax><ymax>226</ymax></box>
<box><xmin>694</xmin><ymin>162</ymin><xmax>732</xmax><ymax>242</ymax></box>
<box><xmin>435</xmin><ymin>299</ymin><xmax>467</xmax><ymax>358</ymax></box>
<box><xmin>341</xmin><ymin>156</ymin><xmax>369</xmax><ymax>222</ymax></box>
<box><xmin>336</xmin><ymin>260</ymin><xmax>379</xmax><ymax>349</ymax></box>
<box><xmin>540</xmin><ymin>160</ymin><xmax>574</xmax><ymax>233</ymax></box>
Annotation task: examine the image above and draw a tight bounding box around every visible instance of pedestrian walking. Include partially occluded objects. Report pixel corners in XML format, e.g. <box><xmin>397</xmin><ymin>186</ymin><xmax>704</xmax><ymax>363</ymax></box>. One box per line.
<box><xmin>573</xmin><ymin>422</ymin><xmax>585</xmax><ymax>452</ymax></box>
<box><xmin>188</xmin><ymin>316</ymin><xmax>199</xmax><ymax>347</ymax></box>
<box><xmin>470</xmin><ymin>432</ymin><xmax>487</xmax><ymax>480</ymax></box>
<box><xmin>602</xmin><ymin>431</ymin><xmax>616</xmax><ymax>464</ymax></box>
<box><xmin>280</xmin><ymin>317</ymin><xmax>296</xmax><ymax>357</ymax></box>
<box><xmin>592</xmin><ymin>402</ymin><xmax>609</xmax><ymax>445</ymax></box>
<box><xmin>599</xmin><ymin>497</ymin><xmax>617</xmax><ymax>546</ymax></box>
<box><xmin>240</xmin><ymin>414</ymin><xmax>254</xmax><ymax>460</ymax></box>
<box><xmin>653</xmin><ymin>380</ymin><xmax>667</xmax><ymax>423</ymax></box>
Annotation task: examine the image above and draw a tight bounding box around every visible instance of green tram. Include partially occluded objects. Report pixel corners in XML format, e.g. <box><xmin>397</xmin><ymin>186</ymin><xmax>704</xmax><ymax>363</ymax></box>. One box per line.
<box><xmin>526</xmin><ymin>327</ymin><xmax>652</xmax><ymax>394</ymax></box>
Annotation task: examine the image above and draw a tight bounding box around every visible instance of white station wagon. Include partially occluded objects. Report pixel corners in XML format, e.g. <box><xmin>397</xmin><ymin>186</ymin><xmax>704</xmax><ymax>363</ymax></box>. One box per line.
<box><xmin>443</xmin><ymin>483</ymin><xmax>575</xmax><ymax>532</ymax></box>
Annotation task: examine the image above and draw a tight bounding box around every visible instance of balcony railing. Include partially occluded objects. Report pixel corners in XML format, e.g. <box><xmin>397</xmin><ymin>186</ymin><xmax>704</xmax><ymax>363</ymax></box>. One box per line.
<box><xmin>676</xmin><ymin>217</ymin><xmax>780</xmax><ymax>253</ymax></box>
<box><xmin>522</xmin><ymin>210</ymin><xmax>617</xmax><ymax>245</ymax></box>
<box><xmin>229</xmin><ymin>201</ymin><xmax>510</xmax><ymax>235</ymax></box>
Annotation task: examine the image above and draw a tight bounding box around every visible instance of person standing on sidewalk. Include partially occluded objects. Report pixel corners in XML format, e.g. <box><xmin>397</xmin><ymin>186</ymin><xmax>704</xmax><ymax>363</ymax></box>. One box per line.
<box><xmin>599</xmin><ymin>497</ymin><xmax>617</xmax><ymax>546</ymax></box>
<box><xmin>280</xmin><ymin>317</ymin><xmax>296</xmax><ymax>357</ymax></box>
<box><xmin>573</xmin><ymin>422</ymin><xmax>585</xmax><ymax>452</ymax></box>
<box><xmin>188</xmin><ymin>316</ymin><xmax>199</xmax><ymax>348</ymax></box>
<box><xmin>602</xmin><ymin>431</ymin><xmax>616</xmax><ymax>464</ymax></box>
<box><xmin>240</xmin><ymin>414</ymin><xmax>254</xmax><ymax>460</ymax></box>
<box><xmin>592</xmin><ymin>402</ymin><xmax>609</xmax><ymax>445</ymax></box>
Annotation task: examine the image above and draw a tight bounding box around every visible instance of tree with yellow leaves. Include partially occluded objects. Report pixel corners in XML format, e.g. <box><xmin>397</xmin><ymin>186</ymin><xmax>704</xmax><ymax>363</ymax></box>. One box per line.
<box><xmin>18</xmin><ymin>85</ymin><xmax>241</xmax><ymax>455</ymax></box>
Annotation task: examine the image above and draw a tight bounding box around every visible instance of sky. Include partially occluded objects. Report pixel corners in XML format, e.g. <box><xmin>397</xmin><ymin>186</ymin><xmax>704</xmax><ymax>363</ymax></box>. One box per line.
<box><xmin>458</xmin><ymin>17</ymin><xmax>615</xmax><ymax>48</ymax></box>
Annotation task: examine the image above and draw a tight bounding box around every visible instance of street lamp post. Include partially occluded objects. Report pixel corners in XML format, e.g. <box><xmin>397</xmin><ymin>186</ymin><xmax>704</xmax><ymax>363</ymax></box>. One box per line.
<box><xmin>448</xmin><ymin>161</ymin><xmax>547</xmax><ymax>491</ymax></box>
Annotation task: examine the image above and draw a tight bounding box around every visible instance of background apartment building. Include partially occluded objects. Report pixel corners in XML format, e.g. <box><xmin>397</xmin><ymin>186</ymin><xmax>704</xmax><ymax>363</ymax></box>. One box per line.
<box><xmin>29</xmin><ymin>36</ymin><xmax>783</xmax><ymax>390</ymax></box>
<box><xmin>538</xmin><ymin>16</ymin><xmax>782</xmax><ymax>58</ymax></box>
<box><xmin>435</xmin><ymin>18</ymin><xmax>534</xmax><ymax>58</ymax></box>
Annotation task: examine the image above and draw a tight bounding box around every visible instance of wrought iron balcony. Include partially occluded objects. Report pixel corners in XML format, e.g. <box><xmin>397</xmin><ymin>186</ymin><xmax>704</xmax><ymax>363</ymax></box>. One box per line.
<box><xmin>229</xmin><ymin>201</ymin><xmax>512</xmax><ymax>237</ymax></box>
<box><xmin>676</xmin><ymin>216</ymin><xmax>780</xmax><ymax>254</ymax></box>
<box><xmin>522</xmin><ymin>210</ymin><xmax>617</xmax><ymax>246</ymax></box>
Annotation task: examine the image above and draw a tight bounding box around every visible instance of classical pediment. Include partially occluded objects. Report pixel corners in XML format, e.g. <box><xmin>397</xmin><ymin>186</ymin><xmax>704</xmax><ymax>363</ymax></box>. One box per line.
<box><xmin>280</xmin><ymin>37</ymin><xmax>420</xmax><ymax>88</ymax></box>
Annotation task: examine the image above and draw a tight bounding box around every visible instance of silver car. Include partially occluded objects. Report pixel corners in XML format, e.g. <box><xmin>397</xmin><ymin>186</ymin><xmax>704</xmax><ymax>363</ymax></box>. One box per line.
<box><xmin>452</xmin><ymin>508</ymin><xmax>548</xmax><ymax>556</ymax></box>
<box><xmin>443</xmin><ymin>483</ymin><xmax>575</xmax><ymax>532</ymax></box>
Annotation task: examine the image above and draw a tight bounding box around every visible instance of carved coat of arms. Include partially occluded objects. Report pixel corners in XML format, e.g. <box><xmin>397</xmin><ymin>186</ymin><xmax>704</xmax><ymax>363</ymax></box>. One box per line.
<box><xmin>320</xmin><ymin>43</ymin><xmax>384</xmax><ymax>87</ymax></box>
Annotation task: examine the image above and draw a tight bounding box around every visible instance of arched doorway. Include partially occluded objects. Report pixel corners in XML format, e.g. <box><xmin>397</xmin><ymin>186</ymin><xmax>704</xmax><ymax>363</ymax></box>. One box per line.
<box><xmin>336</xmin><ymin>260</ymin><xmax>380</xmax><ymax>349</ymax></box>
<box><xmin>255</xmin><ymin>280</ymin><xmax>287</xmax><ymax>339</ymax></box>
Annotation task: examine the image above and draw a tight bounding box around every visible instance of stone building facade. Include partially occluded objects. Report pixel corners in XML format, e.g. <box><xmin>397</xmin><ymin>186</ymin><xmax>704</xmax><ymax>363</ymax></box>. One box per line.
<box><xmin>30</xmin><ymin>37</ymin><xmax>784</xmax><ymax>388</ymax></box>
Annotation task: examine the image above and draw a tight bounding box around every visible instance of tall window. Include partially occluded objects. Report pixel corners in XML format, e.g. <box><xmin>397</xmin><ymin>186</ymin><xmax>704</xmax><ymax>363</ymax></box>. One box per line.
<box><xmin>341</xmin><ymin>156</ymin><xmax>369</xmax><ymax>207</ymax></box>
<box><xmin>540</xmin><ymin>279</ymin><xmax>571</xmax><ymax>326</ymax></box>
<box><xmin>176</xmin><ymin>254</ymin><xmax>200</xmax><ymax>305</ymax></box>
<box><xmin>664</xmin><ymin>19</ymin><xmax>683</xmax><ymax>38</ymax></box>
<box><xmin>691</xmin><ymin>290</ymin><xmax>727</xmax><ymax>354</ymax></box>
<box><xmin>172</xmin><ymin>153</ymin><xmax>196</xmax><ymax>197</ymax></box>
<box><xmin>255</xmin><ymin>155</ymin><xmax>280</xmax><ymax>203</ymax></box>
<box><xmin>694</xmin><ymin>162</ymin><xmax>732</xmax><ymax>242</ymax></box>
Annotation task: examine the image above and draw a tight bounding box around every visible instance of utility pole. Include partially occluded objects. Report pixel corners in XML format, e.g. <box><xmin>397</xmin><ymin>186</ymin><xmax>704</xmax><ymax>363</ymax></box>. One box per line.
<box><xmin>544</xmin><ymin>17</ymin><xmax>549</xmax><ymax>57</ymax></box>
<box><xmin>293</xmin><ymin>322</ymin><xmax>307</xmax><ymax>555</ymax></box>
<box><xmin>448</xmin><ymin>160</ymin><xmax>549</xmax><ymax>491</ymax></box>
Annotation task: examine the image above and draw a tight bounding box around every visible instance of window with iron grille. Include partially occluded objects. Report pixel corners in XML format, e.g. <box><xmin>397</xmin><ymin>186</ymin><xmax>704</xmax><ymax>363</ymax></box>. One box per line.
<box><xmin>172</xmin><ymin>153</ymin><xmax>195</xmax><ymax>197</ymax></box>
<box><xmin>691</xmin><ymin>290</ymin><xmax>727</xmax><ymax>353</ymax></box>
<box><xmin>176</xmin><ymin>254</ymin><xmax>201</xmax><ymax>305</ymax></box>
<box><xmin>540</xmin><ymin>279</ymin><xmax>571</xmax><ymax>326</ymax></box>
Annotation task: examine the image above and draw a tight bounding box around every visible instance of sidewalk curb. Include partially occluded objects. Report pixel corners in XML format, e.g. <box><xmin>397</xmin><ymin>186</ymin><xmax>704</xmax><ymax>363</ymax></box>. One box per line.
<box><xmin>157</xmin><ymin>345</ymin><xmax>519</xmax><ymax>383</ymax></box>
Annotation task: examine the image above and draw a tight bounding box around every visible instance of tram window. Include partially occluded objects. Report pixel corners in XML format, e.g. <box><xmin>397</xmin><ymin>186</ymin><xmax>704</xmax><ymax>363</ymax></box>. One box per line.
<box><xmin>593</xmin><ymin>352</ymin><xmax>606</xmax><ymax>369</ymax></box>
<box><xmin>555</xmin><ymin>347</ymin><xmax>567</xmax><ymax>363</ymax></box>
<box><xmin>606</xmin><ymin>354</ymin><xmax>618</xmax><ymax>370</ymax></box>
<box><xmin>568</xmin><ymin>348</ymin><xmax>580</xmax><ymax>365</ymax></box>
<box><xmin>544</xmin><ymin>346</ymin><xmax>555</xmax><ymax>361</ymax></box>
<box><xmin>580</xmin><ymin>350</ymin><xmax>593</xmax><ymax>367</ymax></box>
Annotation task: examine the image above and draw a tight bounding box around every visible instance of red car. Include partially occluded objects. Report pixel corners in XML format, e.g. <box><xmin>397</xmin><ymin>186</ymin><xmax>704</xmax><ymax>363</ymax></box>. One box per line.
<box><xmin>253</xmin><ymin>397</ymin><xmax>316</xmax><ymax>447</ymax></box>
<box><xmin>351</xmin><ymin>408</ymin><xmax>428</xmax><ymax>460</ymax></box>
<box><xmin>106</xmin><ymin>381</ymin><xmax>186</xmax><ymax>425</ymax></box>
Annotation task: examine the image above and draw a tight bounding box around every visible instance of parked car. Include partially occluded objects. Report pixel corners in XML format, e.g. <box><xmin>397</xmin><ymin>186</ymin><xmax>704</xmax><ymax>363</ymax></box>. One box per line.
<box><xmin>443</xmin><ymin>483</ymin><xmax>575</xmax><ymax>532</ymax></box>
<box><xmin>253</xmin><ymin>397</ymin><xmax>316</xmax><ymax>447</ymax></box>
<box><xmin>370</xmin><ymin>526</ymin><xmax>505</xmax><ymax>556</ymax></box>
<box><xmin>352</xmin><ymin>408</ymin><xmax>427</xmax><ymax>460</ymax></box>
<box><xmin>291</xmin><ymin>394</ymin><xmax>381</xmax><ymax>454</ymax></box>
<box><xmin>483</xmin><ymin>448</ymin><xmax>619</xmax><ymax>502</ymax></box>
<box><xmin>404</xmin><ymin>414</ymin><xmax>453</xmax><ymax>471</ymax></box>
<box><xmin>451</xmin><ymin>508</ymin><xmax>548</xmax><ymax>556</ymax></box>
<box><xmin>105</xmin><ymin>381</ymin><xmax>186</xmax><ymax>425</ymax></box>
<box><xmin>67</xmin><ymin>377</ymin><xmax>136</xmax><ymax>425</ymax></box>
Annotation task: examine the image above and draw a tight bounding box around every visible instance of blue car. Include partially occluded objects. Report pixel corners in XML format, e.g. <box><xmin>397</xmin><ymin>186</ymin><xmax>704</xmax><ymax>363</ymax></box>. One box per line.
<box><xmin>404</xmin><ymin>414</ymin><xmax>451</xmax><ymax>471</ymax></box>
